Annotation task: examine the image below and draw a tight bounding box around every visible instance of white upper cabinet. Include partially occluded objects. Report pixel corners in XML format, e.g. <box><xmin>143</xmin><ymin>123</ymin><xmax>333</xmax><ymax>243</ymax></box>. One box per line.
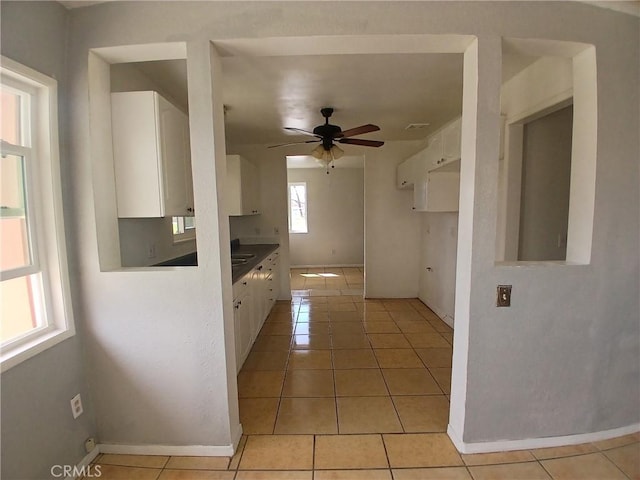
<box><xmin>413</xmin><ymin>165</ymin><xmax>461</xmax><ymax>213</ymax></box>
<box><xmin>111</xmin><ymin>91</ymin><xmax>193</xmax><ymax>218</ymax></box>
<box><xmin>429</xmin><ymin>117</ymin><xmax>462</xmax><ymax>170</ymax></box>
<box><xmin>226</xmin><ymin>154</ymin><xmax>260</xmax><ymax>216</ymax></box>
<box><xmin>397</xmin><ymin>155</ymin><xmax>416</xmax><ymax>189</ymax></box>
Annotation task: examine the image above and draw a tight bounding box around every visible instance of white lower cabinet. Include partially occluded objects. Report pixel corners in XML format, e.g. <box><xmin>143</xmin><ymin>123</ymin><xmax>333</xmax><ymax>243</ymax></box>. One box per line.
<box><xmin>234</xmin><ymin>248</ymin><xmax>280</xmax><ymax>373</ymax></box>
<box><xmin>233</xmin><ymin>278</ymin><xmax>252</xmax><ymax>371</ymax></box>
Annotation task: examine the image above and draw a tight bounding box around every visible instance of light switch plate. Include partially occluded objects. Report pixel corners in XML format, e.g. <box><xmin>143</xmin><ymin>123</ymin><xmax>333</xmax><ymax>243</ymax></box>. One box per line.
<box><xmin>497</xmin><ymin>285</ymin><xmax>512</xmax><ymax>307</ymax></box>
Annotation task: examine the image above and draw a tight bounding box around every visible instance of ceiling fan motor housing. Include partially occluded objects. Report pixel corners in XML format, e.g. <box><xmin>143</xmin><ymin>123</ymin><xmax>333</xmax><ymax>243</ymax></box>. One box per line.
<box><xmin>314</xmin><ymin>107</ymin><xmax>342</xmax><ymax>150</ymax></box>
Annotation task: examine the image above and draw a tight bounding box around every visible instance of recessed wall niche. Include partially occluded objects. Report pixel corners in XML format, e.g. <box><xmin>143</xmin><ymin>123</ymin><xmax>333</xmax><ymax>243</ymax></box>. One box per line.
<box><xmin>496</xmin><ymin>38</ymin><xmax>597</xmax><ymax>265</ymax></box>
<box><xmin>110</xmin><ymin>60</ymin><xmax>198</xmax><ymax>268</ymax></box>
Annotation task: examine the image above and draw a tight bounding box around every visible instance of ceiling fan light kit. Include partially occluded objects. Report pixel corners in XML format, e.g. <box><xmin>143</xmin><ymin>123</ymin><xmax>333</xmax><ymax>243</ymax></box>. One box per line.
<box><xmin>270</xmin><ymin>107</ymin><xmax>384</xmax><ymax>172</ymax></box>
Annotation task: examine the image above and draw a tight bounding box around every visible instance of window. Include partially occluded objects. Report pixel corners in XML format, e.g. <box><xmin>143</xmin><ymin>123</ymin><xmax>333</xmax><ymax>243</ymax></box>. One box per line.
<box><xmin>288</xmin><ymin>182</ymin><xmax>308</xmax><ymax>233</ymax></box>
<box><xmin>0</xmin><ymin>57</ymin><xmax>74</xmax><ymax>371</ymax></box>
<box><xmin>172</xmin><ymin>215</ymin><xmax>196</xmax><ymax>242</ymax></box>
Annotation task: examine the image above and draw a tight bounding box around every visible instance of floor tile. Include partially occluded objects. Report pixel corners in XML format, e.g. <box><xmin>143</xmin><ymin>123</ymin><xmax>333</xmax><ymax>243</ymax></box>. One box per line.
<box><xmin>93</xmin><ymin>464</ymin><xmax>162</xmax><ymax>480</ymax></box>
<box><xmin>330</xmin><ymin>322</ymin><xmax>365</xmax><ymax>334</ymax></box>
<box><xmin>292</xmin><ymin>334</ymin><xmax>332</xmax><ymax>350</ymax></box>
<box><xmin>335</xmin><ymin>369</ymin><xmax>389</xmax><ymax>396</ymax></box>
<box><xmin>531</xmin><ymin>443</ymin><xmax>597</xmax><ymax>460</ymax></box>
<box><xmin>251</xmin><ymin>335</ymin><xmax>292</xmax><ymax>352</ymax></box>
<box><xmin>259</xmin><ymin>322</ymin><xmax>296</xmax><ymax>336</ymax></box>
<box><xmin>395</xmin><ymin>320</ymin><xmax>438</xmax><ymax>334</ymax></box>
<box><xmin>467</xmin><ymin>462</ymin><xmax>551</xmax><ymax>480</ymax></box>
<box><xmin>382</xmin><ymin>368</ymin><xmax>442</xmax><ymax>395</ymax></box>
<box><xmin>406</xmin><ymin>333</ymin><xmax>450</xmax><ymax>348</ymax></box>
<box><xmin>383</xmin><ymin>433</ymin><xmax>463</xmax><ymax>467</ymax></box>
<box><xmin>429</xmin><ymin>367</ymin><xmax>452</xmax><ymax>394</ymax></box>
<box><xmin>314</xmin><ymin>434</ymin><xmax>389</xmax><ymax>469</ymax></box>
<box><xmin>282</xmin><ymin>370</ymin><xmax>335</xmax><ymax>397</ymax></box>
<box><xmin>461</xmin><ymin>449</ymin><xmax>535</xmax><ymax>466</ymax></box>
<box><xmin>429</xmin><ymin>319</ymin><xmax>454</xmax><ymax>333</ymax></box>
<box><xmin>329</xmin><ymin>303</ymin><xmax>357</xmax><ymax>312</ymax></box>
<box><xmin>99</xmin><ymin>454</ymin><xmax>168</xmax><ymax>468</ymax></box>
<box><xmin>287</xmin><ymin>350</ymin><xmax>332</xmax><ymax>369</ymax></box>
<box><xmin>242</xmin><ymin>351</ymin><xmax>289</xmax><ymax>371</ymax></box>
<box><xmin>237</xmin><ymin>371</ymin><xmax>285</xmax><ymax>398</ymax></box>
<box><xmin>330</xmin><ymin>311</ymin><xmax>364</xmax><ymax>322</ymax></box>
<box><xmin>337</xmin><ymin>397</ymin><xmax>402</xmax><ymax>433</ymax></box>
<box><xmin>392</xmin><ymin>467</ymin><xmax>472</xmax><ymax>479</ymax></box>
<box><xmin>415</xmin><ymin>347</ymin><xmax>453</xmax><ymax>368</ymax></box>
<box><xmin>382</xmin><ymin>301</ymin><xmax>416</xmax><ymax>311</ymax></box>
<box><xmin>274</xmin><ymin>397</ymin><xmax>338</xmax><ymax>434</ymax></box>
<box><xmin>593</xmin><ymin>433</ymin><xmax>639</xmax><ymax>451</ymax></box>
<box><xmin>265</xmin><ymin>312</ymin><xmax>296</xmax><ymax>323</ymax></box>
<box><xmin>357</xmin><ymin>303</ymin><xmax>388</xmax><ymax>313</ymax></box>
<box><xmin>368</xmin><ymin>333</ymin><xmax>412</xmax><ymax>349</ymax></box>
<box><xmin>294</xmin><ymin>322</ymin><xmax>331</xmax><ymax>335</ymax></box>
<box><xmin>297</xmin><ymin>312</ymin><xmax>330</xmax><ymax>323</ymax></box>
<box><xmin>239</xmin><ymin>398</ymin><xmax>279</xmax><ymax>434</ymax></box>
<box><xmin>314</xmin><ymin>470</ymin><xmax>392</xmax><ymax>480</ymax></box>
<box><xmin>373</xmin><ymin>349</ymin><xmax>424</xmax><ymax>368</ymax></box>
<box><xmin>392</xmin><ymin>395</ymin><xmax>450</xmax><ymax>432</ymax></box>
<box><xmin>332</xmin><ymin>349</ymin><xmax>379</xmax><ymax>369</ymax></box>
<box><xmin>602</xmin><ymin>443</ymin><xmax>640</xmax><ymax>479</ymax></box>
<box><xmin>228</xmin><ymin>435</ymin><xmax>246</xmax><ymax>470</ymax></box>
<box><xmin>331</xmin><ymin>333</ymin><xmax>371</xmax><ymax>349</ymax></box>
<box><xmin>158</xmin><ymin>470</ymin><xmax>235</xmax><ymax>480</ymax></box>
<box><xmin>235</xmin><ymin>472</ymin><xmax>312</xmax><ymax>480</ymax></box>
<box><xmin>239</xmin><ymin>435</ymin><xmax>314</xmax><ymax>470</ymax></box>
<box><xmin>363</xmin><ymin>321</ymin><xmax>401</xmax><ymax>333</ymax></box>
<box><xmin>541</xmin><ymin>452</ymin><xmax>628</xmax><ymax>479</ymax></box>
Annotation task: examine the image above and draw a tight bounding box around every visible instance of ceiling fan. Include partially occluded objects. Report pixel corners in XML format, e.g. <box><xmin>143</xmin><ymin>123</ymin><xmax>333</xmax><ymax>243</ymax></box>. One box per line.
<box><xmin>269</xmin><ymin>108</ymin><xmax>384</xmax><ymax>169</ymax></box>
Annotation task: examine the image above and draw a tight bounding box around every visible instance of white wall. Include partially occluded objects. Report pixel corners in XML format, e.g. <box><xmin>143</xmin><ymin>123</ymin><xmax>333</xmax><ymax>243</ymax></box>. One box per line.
<box><xmin>364</xmin><ymin>141</ymin><xmax>424</xmax><ymax>298</ymax></box>
<box><xmin>0</xmin><ymin>3</ymin><xmax>98</xmax><ymax>479</ymax></box>
<box><xmin>8</xmin><ymin>0</ymin><xmax>634</xmax><ymax>459</ymax></box>
<box><xmin>288</xmin><ymin>167</ymin><xmax>364</xmax><ymax>267</ymax></box>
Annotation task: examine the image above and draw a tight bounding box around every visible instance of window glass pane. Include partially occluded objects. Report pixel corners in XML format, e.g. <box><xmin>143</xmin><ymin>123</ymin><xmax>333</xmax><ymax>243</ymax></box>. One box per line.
<box><xmin>0</xmin><ymin>274</ymin><xmax>44</xmax><ymax>344</ymax></box>
<box><xmin>289</xmin><ymin>184</ymin><xmax>308</xmax><ymax>233</ymax></box>
<box><xmin>1</xmin><ymin>153</ymin><xmax>32</xmax><ymax>271</ymax></box>
<box><xmin>172</xmin><ymin>216</ymin><xmax>184</xmax><ymax>235</ymax></box>
<box><xmin>184</xmin><ymin>216</ymin><xmax>195</xmax><ymax>230</ymax></box>
<box><xmin>0</xmin><ymin>89</ymin><xmax>24</xmax><ymax>146</ymax></box>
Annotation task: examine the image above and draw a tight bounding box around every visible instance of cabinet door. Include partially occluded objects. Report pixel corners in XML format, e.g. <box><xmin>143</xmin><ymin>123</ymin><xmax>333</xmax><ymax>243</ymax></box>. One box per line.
<box><xmin>240</xmin><ymin>157</ymin><xmax>260</xmax><ymax>215</ymax></box>
<box><xmin>158</xmin><ymin>96</ymin><xmax>193</xmax><ymax>216</ymax></box>
<box><xmin>425</xmin><ymin>134</ymin><xmax>443</xmax><ymax>170</ymax></box>
<box><xmin>397</xmin><ymin>157</ymin><xmax>415</xmax><ymax>189</ymax></box>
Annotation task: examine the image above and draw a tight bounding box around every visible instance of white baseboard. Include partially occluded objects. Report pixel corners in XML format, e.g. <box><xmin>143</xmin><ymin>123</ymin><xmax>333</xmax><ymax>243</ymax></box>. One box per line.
<box><xmin>448</xmin><ymin>422</ymin><xmax>640</xmax><ymax>454</ymax></box>
<box><xmin>98</xmin><ymin>442</ymin><xmax>235</xmax><ymax>457</ymax></box>
<box><xmin>64</xmin><ymin>447</ymin><xmax>100</xmax><ymax>480</ymax></box>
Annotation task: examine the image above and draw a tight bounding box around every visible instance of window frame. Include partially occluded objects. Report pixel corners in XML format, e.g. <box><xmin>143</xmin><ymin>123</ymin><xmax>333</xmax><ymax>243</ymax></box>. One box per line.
<box><xmin>172</xmin><ymin>215</ymin><xmax>196</xmax><ymax>243</ymax></box>
<box><xmin>288</xmin><ymin>181</ymin><xmax>309</xmax><ymax>234</ymax></box>
<box><xmin>0</xmin><ymin>56</ymin><xmax>75</xmax><ymax>371</ymax></box>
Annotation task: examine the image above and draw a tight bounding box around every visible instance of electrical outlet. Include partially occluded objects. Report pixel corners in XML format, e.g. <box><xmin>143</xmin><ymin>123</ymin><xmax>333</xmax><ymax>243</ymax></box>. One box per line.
<box><xmin>497</xmin><ymin>285</ymin><xmax>512</xmax><ymax>307</ymax></box>
<box><xmin>85</xmin><ymin>437</ymin><xmax>96</xmax><ymax>453</ymax></box>
<box><xmin>70</xmin><ymin>394</ymin><xmax>83</xmax><ymax>419</ymax></box>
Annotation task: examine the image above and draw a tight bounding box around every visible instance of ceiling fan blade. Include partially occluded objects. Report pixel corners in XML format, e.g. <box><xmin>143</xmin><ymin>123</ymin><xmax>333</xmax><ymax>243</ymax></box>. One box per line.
<box><xmin>284</xmin><ymin>127</ymin><xmax>322</xmax><ymax>138</ymax></box>
<box><xmin>338</xmin><ymin>138</ymin><xmax>384</xmax><ymax>147</ymax></box>
<box><xmin>268</xmin><ymin>139</ymin><xmax>320</xmax><ymax>149</ymax></box>
<box><xmin>337</xmin><ymin>124</ymin><xmax>380</xmax><ymax>138</ymax></box>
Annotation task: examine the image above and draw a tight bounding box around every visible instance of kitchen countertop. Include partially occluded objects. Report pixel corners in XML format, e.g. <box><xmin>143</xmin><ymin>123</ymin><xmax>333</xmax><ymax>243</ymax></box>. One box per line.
<box><xmin>231</xmin><ymin>243</ymin><xmax>279</xmax><ymax>284</ymax></box>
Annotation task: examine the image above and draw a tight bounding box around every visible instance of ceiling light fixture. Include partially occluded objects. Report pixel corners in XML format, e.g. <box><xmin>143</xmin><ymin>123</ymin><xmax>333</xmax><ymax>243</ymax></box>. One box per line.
<box><xmin>311</xmin><ymin>144</ymin><xmax>344</xmax><ymax>172</ymax></box>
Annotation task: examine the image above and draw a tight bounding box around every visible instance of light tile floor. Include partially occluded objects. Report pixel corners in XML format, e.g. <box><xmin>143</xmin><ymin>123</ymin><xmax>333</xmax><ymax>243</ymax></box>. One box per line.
<box><xmin>89</xmin><ymin>268</ymin><xmax>640</xmax><ymax>479</ymax></box>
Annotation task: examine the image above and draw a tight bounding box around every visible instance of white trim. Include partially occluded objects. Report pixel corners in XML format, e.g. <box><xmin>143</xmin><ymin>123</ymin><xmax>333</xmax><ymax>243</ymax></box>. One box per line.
<box><xmin>448</xmin><ymin>422</ymin><xmax>640</xmax><ymax>454</ymax></box>
<box><xmin>99</xmin><ymin>442</ymin><xmax>235</xmax><ymax>457</ymax></box>
<box><xmin>63</xmin><ymin>447</ymin><xmax>100</xmax><ymax>480</ymax></box>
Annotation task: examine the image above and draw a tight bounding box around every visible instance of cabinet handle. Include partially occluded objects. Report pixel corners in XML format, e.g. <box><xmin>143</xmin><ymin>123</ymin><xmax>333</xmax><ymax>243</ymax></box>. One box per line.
<box><xmin>242</xmin><ymin>281</ymin><xmax>247</xmax><ymax>286</ymax></box>
<box><xmin>257</xmin><ymin>266</ymin><xmax>263</xmax><ymax>271</ymax></box>
<box><xmin>426</xmin><ymin>267</ymin><xmax>433</xmax><ymax>271</ymax></box>
<box><xmin>187</xmin><ymin>207</ymin><xmax>194</xmax><ymax>213</ymax></box>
